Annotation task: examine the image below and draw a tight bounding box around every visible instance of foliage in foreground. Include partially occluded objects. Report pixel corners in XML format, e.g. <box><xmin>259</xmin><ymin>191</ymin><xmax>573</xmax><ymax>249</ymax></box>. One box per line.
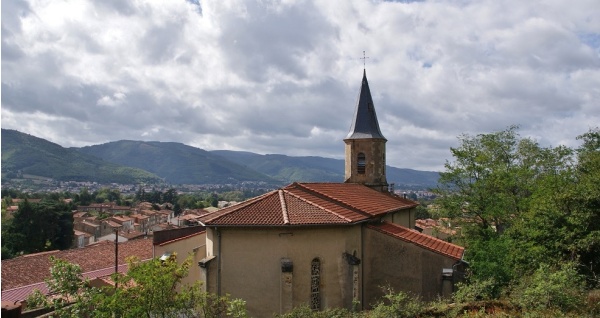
<box><xmin>27</xmin><ymin>255</ymin><xmax>247</xmax><ymax>318</ymax></box>
<box><xmin>434</xmin><ymin>127</ymin><xmax>600</xmax><ymax>287</ymax></box>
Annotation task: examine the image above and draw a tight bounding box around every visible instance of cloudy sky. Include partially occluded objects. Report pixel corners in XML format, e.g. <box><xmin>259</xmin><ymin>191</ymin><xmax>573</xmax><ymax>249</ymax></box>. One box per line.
<box><xmin>2</xmin><ymin>0</ymin><xmax>599</xmax><ymax>171</ymax></box>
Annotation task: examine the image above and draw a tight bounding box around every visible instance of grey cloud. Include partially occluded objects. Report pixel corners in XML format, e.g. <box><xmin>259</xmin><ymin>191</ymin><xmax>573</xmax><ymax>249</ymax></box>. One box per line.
<box><xmin>217</xmin><ymin>1</ymin><xmax>338</xmax><ymax>82</ymax></box>
<box><xmin>2</xmin><ymin>0</ymin><xmax>599</xmax><ymax>171</ymax></box>
<box><xmin>140</xmin><ymin>22</ymin><xmax>186</xmax><ymax>64</ymax></box>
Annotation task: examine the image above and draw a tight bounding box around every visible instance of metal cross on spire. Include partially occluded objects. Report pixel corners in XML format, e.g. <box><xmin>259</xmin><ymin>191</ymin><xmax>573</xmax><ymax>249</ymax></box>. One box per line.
<box><xmin>360</xmin><ymin>51</ymin><xmax>370</xmax><ymax>69</ymax></box>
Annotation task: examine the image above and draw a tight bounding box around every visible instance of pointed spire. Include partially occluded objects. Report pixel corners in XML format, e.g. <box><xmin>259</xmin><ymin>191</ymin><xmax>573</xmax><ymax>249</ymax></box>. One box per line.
<box><xmin>345</xmin><ymin>70</ymin><xmax>386</xmax><ymax>140</ymax></box>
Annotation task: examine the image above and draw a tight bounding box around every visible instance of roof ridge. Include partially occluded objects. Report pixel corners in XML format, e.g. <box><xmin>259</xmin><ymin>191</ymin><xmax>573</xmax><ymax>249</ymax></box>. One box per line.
<box><xmin>282</xmin><ymin>188</ymin><xmax>353</xmax><ymax>223</ymax></box>
<box><xmin>293</xmin><ymin>183</ymin><xmax>374</xmax><ymax>218</ymax></box>
<box><xmin>201</xmin><ymin>190</ymin><xmax>277</xmax><ymax>223</ymax></box>
<box><xmin>278</xmin><ymin>190</ymin><xmax>290</xmax><ymax>225</ymax></box>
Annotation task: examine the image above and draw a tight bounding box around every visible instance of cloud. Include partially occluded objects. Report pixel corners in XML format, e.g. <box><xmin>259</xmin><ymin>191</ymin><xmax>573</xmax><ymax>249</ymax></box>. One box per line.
<box><xmin>2</xmin><ymin>0</ymin><xmax>599</xmax><ymax>172</ymax></box>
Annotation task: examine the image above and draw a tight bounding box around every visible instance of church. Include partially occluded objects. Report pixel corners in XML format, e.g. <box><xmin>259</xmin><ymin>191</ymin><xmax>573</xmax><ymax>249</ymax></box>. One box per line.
<box><xmin>188</xmin><ymin>70</ymin><xmax>466</xmax><ymax>316</ymax></box>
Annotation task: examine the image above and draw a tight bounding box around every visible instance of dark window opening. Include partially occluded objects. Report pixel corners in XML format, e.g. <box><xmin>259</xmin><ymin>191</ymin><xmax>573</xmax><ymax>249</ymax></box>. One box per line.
<box><xmin>311</xmin><ymin>258</ymin><xmax>321</xmax><ymax>310</ymax></box>
<box><xmin>357</xmin><ymin>153</ymin><xmax>366</xmax><ymax>174</ymax></box>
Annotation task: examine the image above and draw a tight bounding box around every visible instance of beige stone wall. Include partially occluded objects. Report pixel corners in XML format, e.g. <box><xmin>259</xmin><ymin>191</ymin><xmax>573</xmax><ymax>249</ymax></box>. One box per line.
<box><xmin>383</xmin><ymin>207</ymin><xmax>416</xmax><ymax>229</ymax></box>
<box><xmin>362</xmin><ymin>227</ymin><xmax>458</xmax><ymax>307</ymax></box>
<box><xmin>205</xmin><ymin>226</ymin><xmax>362</xmax><ymax>317</ymax></box>
<box><xmin>344</xmin><ymin>139</ymin><xmax>387</xmax><ymax>189</ymax></box>
<box><xmin>153</xmin><ymin>232</ymin><xmax>206</xmax><ymax>288</ymax></box>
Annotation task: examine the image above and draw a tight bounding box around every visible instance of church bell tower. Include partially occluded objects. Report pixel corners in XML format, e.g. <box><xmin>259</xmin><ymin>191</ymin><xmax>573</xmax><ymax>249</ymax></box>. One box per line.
<box><xmin>344</xmin><ymin>70</ymin><xmax>388</xmax><ymax>192</ymax></box>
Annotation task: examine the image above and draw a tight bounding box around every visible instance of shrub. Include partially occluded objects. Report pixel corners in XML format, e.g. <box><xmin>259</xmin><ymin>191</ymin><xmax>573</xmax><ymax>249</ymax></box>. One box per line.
<box><xmin>511</xmin><ymin>262</ymin><xmax>586</xmax><ymax>312</ymax></box>
<box><xmin>453</xmin><ymin>277</ymin><xmax>498</xmax><ymax>303</ymax></box>
<box><xmin>369</xmin><ymin>288</ymin><xmax>424</xmax><ymax>318</ymax></box>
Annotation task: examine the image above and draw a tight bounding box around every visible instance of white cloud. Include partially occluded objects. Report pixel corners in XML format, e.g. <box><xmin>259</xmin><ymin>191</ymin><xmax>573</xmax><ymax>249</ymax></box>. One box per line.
<box><xmin>2</xmin><ymin>0</ymin><xmax>599</xmax><ymax>171</ymax></box>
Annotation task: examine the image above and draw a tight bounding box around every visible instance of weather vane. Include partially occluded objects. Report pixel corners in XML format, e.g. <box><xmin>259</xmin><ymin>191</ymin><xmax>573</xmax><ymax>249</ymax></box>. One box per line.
<box><xmin>360</xmin><ymin>51</ymin><xmax>370</xmax><ymax>69</ymax></box>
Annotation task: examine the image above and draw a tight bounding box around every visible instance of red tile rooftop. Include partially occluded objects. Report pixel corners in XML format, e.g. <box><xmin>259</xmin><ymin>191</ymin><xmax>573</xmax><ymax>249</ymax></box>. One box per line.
<box><xmin>1</xmin><ymin>238</ymin><xmax>153</xmax><ymax>291</ymax></box>
<box><xmin>199</xmin><ymin>182</ymin><xmax>418</xmax><ymax>226</ymax></box>
<box><xmin>368</xmin><ymin>222</ymin><xmax>465</xmax><ymax>261</ymax></box>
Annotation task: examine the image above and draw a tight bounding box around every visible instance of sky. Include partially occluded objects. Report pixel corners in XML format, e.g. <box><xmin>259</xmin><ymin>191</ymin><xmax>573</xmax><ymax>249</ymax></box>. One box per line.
<box><xmin>2</xmin><ymin>0</ymin><xmax>599</xmax><ymax>171</ymax></box>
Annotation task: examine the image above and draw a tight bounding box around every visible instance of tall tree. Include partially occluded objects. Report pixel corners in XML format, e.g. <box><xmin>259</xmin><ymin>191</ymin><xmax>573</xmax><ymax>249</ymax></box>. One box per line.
<box><xmin>434</xmin><ymin>127</ymin><xmax>581</xmax><ymax>286</ymax></box>
<box><xmin>509</xmin><ymin>128</ymin><xmax>600</xmax><ymax>282</ymax></box>
<box><xmin>4</xmin><ymin>199</ymin><xmax>74</xmax><ymax>255</ymax></box>
<box><xmin>435</xmin><ymin>126</ymin><xmax>549</xmax><ymax>238</ymax></box>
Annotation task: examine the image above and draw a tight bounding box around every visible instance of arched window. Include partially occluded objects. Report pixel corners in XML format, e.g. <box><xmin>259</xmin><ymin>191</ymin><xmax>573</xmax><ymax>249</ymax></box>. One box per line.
<box><xmin>357</xmin><ymin>153</ymin><xmax>366</xmax><ymax>174</ymax></box>
<box><xmin>310</xmin><ymin>258</ymin><xmax>321</xmax><ymax>310</ymax></box>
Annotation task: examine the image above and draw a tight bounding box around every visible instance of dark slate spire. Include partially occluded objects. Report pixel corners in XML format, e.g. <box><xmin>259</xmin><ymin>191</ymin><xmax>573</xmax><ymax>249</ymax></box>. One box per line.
<box><xmin>345</xmin><ymin>70</ymin><xmax>386</xmax><ymax>140</ymax></box>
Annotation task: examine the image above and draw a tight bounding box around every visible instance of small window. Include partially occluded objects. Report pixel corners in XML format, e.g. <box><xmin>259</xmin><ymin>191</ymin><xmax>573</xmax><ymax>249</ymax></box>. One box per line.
<box><xmin>357</xmin><ymin>153</ymin><xmax>366</xmax><ymax>174</ymax></box>
<box><xmin>311</xmin><ymin>258</ymin><xmax>321</xmax><ymax>310</ymax></box>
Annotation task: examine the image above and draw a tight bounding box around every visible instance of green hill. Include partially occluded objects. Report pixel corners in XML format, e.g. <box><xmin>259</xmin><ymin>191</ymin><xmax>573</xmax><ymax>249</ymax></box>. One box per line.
<box><xmin>76</xmin><ymin>141</ymin><xmax>278</xmax><ymax>185</ymax></box>
<box><xmin>211</xmin><ymin>150</ymin><xmax>440</xmax><ymax>188</ymax></box>
<box><xmin>1</xmin><ymin>129</ymin><xmax>162</xmax><ymax>184</ymax></box>
<box><xmin>2</xmin><ymin>129</ymin><xmax>439</xmax><ymax>187</ymax></box>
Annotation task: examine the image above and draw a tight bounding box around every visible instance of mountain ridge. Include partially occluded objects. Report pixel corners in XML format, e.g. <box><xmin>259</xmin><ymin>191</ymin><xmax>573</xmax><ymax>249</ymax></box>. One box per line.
<box><xmin>1</xmin><ymin>129</ymin><xmax>439</xmax><ymax>188</ymax></box>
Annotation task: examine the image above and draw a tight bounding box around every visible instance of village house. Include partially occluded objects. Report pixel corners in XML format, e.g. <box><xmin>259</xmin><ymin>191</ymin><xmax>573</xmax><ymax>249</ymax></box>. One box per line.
<box><xmin>73</xmin><ymin>230</ymin><xmax>95</xmax><ymax>248</ymax></box>
<box><xmin>1</xmin><ymin>239</ymin><xmax>153</xmax><ymax>303</ymax></box>
<box><xmin>130</xmin><ymin>213</ymin><xmax>150</xmax><ymax>232</ymax></box>
<box><xmin>152</xmin><ymin>226</ymin><xmax>207</xmax><ymax>288</ymax></box>
<box><xmin>109</xmin><ymin>215</ymin><xmax>134</xmax><ymax>231</ymax></box>
<box><xmin>76</xmin><ymin>203</ymin><xmax>132</xmax><ymax>215</ymax></box>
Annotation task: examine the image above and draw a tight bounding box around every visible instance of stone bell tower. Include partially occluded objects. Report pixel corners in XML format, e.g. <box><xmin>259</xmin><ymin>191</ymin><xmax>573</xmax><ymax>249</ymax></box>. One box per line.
<box><xmin>344</xmin><ymin>70</ymin><xmax>388</xmax><ymax>192</ymax></box>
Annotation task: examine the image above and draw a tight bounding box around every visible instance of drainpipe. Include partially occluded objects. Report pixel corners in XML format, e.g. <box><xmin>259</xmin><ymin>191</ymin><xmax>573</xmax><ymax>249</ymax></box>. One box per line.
<box><xmin>360</xmin><ymin>225</ymin><xmax>364</xmax><ymax>310</ymax></box>
<box><xmin>217</xmin><ymin>228</ymin><xmax>222</xmax><ymax>297</ymax></box>
<box><xmin>114</xmin><ymin>228</ymin><xmax>119</xmax><ymax>289</ymax></box>
<box><xmin>114</xmin><ymin>228</ymin><xmax>119</xmax><ymax>274</ymax></box>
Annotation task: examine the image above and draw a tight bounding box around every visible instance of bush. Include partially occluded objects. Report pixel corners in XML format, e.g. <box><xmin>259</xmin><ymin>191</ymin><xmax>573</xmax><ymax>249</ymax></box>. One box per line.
<box><xmin>453</xmin><ymin>277</ymin><xmax>498</xmax><ymax>303</ymax></box>
<box><xmin>276</xmin><ymin>305</ymin><xmax>357</xmax><ymax>318</ymax></box>
<box><xmin>369</xmin><ymin>288</ymin><xmax>424</xmax><ymax>318</ymax></box>
<box><xmin>511</xmin><ymin>262</ymin><xmax>586</xmax><ymax>312</ymax></box>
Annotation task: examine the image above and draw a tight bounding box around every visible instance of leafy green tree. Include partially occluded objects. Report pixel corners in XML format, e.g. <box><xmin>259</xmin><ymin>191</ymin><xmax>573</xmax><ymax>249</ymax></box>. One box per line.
<box><xmin>45</xmin><ymin>256</ymin><xmax>98</xmax><ymax>317</ymax></box>
<box><xmin>3</xmin><ymin>199</ymin><xmax>74</xmax><ymax>256</ymax></box>
<box><xmin>94</xmin><ymin>255</ymin><xmax>247</xmax><ymax>318</ymax></box>
<box><xmin>434</xmin><ymin>126</ymin><xmax>596</xmax><ymax>288</ymax></box>
<box><xmin>414</xmin><ymin>203</ymin><xmax>432</xmax><ymax>220</ymax></box>
<box><xmin>506</xmin><ymin>128</ymin><xmax>600</xmax><ymax>283</ymax></box>
<box><xmin>435</xmin><ymin>126</ymin><xmax>551</xmax><ymax>238</ymax></box>
<box><xmin>77</xmin><ymin>187</ymin><xmax>93</xmax><ymax>206</ymax></box>
<box><xmin>163</xmin><ymin>188</ymin><xmax>178</xmax><ymax>204</ymax></box>
<box><xmin>95</xmin><ymin>187</ymin><xmax>122</xmax><ymax>204</ymax></box>
<box><xmin>29</xmin><ymin>255</ymin><xmax>247</xmax><ymax>317</ymax></box>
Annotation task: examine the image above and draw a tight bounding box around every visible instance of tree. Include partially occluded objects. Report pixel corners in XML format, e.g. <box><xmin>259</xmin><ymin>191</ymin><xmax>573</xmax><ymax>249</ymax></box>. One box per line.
<box><xmin>46</xmin><ymin>256</ymin><xmax>98</xmax><ymax>317</ymax></box>
<box><xmin>435</xmin><ymin>126</ymin><xmax>600</xmax><ymax>293</ymax></box>
<box><xmin>95</xmin><ymin>187</ymin><xmax>122</xmax><ymax>205</ymax></box>
<box><xmin>434</xmin><ymin>126</ymin><xmax>553</xmax><ymax>238</ymax></box>
<box><xmin>509</xmin><ymin>128</ymin><xmax>600</xmax><ymax>283</ymax></box>
<box><xmin>78</xmin><ymin>187</ymin><xmax>93</xmax><ymax>206</ymax></box>
<box><xmin>94</xmin><ymin>255</ymin><xmax>247</xmax><ymax>317</ymax></box>
<box><xmin>3</xmin><ymin>199</ymin><xmax>74</xmax><ymax>256</ymax></box>
<box><xmin>29</xmin><ymin>255</ymin><xmax>248</xmax><ymax>317</ymax></box>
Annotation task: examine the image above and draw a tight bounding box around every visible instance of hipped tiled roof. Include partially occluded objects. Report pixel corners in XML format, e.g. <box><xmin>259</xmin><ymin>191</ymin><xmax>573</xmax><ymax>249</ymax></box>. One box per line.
<box><xmin>368</xmin><ymin>222</ymin><xmax>465</xmax><ymax>261</ymax></box>
<box><xmin>199</xmin><ymin>182</ymin><xmax>417</xmax><ymax>226</ymax></box>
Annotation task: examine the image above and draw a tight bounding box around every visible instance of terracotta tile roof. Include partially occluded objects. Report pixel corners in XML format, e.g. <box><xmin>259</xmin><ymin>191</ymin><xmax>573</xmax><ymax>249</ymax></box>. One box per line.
<box><xmin>1</xmin><ymin>264</ymin><xmax>133</xmax><ymax>302</ymax></box>
<box><xmin>157</xmin><ymin>231</ymin><xmax>205</xmax><ymax>247</ymax></box>
<box><xmin>106</xmin><ymin>220</ymin><xmax>122</xmax><ymax>228</ymax></box>
<box><xmin>112</xmin><ymin>215</ymin><xmax>132</xmax><ymax>222</ymax></box>
<box><xmin>199</xmin><ymin>182</ymin><xmax>417</xmax><ymax>226</ymax></box>
<box><xmin>368</xmin><ymin>222</ymin><xmax>465</xmax><ymax>261</ymax></box>
<box><xmin>1</xmin><ymin>238</ymin><xmax>153</xmax><ymax>291</ymax></box>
